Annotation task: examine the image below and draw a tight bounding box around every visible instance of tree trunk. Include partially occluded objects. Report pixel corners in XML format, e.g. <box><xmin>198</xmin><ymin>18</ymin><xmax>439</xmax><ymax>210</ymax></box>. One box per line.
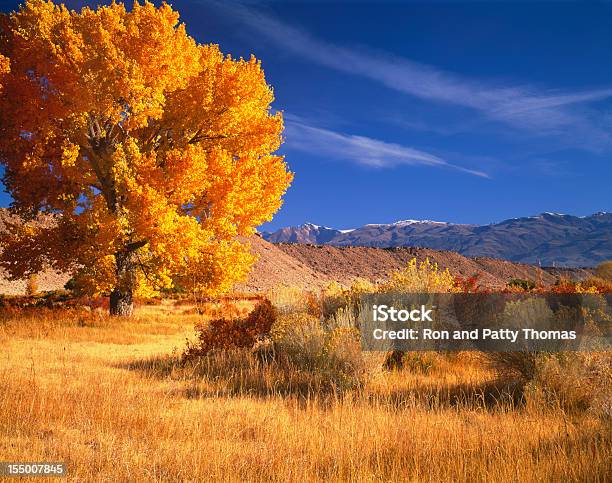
<box><xmin>109</xmin><ymin>250</ymin><xmax>137</xmax><ymax>316</ymax></box>
<box><xmin>110</xmin><ymin>288</ymin><xmax>133</xmax><ymax>316</ymax></box>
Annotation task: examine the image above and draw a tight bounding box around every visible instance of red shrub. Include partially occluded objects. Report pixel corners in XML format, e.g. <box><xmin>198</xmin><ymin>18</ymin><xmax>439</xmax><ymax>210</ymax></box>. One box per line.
<box><xmin>547</xmin><ymin>277</ymin><xmax>579</xmax><ymax>294</ymax></box>
<box><xmin>184</xmin><ymin>299</ymin><xmax>277</xmax><ymax>359</ymax></box>
<box><xmin>454</xmin><ymin>275</ymin><xmax>486</xmax><ymax>293</ymax></box>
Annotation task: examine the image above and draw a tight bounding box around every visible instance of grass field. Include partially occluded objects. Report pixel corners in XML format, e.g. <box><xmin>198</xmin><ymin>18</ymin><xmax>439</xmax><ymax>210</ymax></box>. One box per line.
<box><xmin>0</xmin><ymin>302</ymin><xmax>610</xmax><ymax>482</ymax></box>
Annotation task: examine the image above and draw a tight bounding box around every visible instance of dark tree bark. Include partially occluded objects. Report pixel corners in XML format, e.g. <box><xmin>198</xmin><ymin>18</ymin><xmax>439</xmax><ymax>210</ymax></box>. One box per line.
<box><xmin>109</xmin><ymin>249</ymin><xmax>137</xmax><ymax>316</ymax></box>
<box><xmin>109</xmin><ymin>287</ymin><xmax>133</xmax><ymax>316</ymax></box>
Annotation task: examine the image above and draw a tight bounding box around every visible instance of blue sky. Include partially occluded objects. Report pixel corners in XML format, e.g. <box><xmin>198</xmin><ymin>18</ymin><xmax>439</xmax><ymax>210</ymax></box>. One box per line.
<box><xmin>1</xmin><ymin>0</ymin><xmax>611</xmax><ymax>230</ymax></box>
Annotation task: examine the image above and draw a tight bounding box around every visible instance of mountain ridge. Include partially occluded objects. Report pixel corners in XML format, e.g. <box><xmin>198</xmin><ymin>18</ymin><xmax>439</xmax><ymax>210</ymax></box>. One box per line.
<box><xmin>262</xmin><ymin>212</ymin><xmax>612</xmax><ymax>267</ymax></box>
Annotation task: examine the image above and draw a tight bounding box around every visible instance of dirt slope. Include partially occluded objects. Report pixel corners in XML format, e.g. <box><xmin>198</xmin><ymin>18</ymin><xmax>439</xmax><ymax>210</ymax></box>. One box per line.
<box><xmin>240</xmin><ymin>237</ymin><xmax>591</xmax><ymax>292</ymax></box>
<box><xmin>235</xmin><ymin>236</ymin><xmax>328</xmax><ymax>292</ymax></box>
<box><xmin>0</xmin><ymin>210</ymin><xmax>591</xmax><ymax>295</ymax></box>
<box><xmin>273</xmin><ymin>243</ymin><xmax>547</xmax><ymax>289</ymax></box>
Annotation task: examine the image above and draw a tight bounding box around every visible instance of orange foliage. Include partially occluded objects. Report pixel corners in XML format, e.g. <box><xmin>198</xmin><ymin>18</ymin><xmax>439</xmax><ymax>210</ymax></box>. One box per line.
<box><xmin>0</xmin><ymin>1</ymin><xmax>292</xmax><ymax>298</ymax></box>
<box><xmin>548</xmin><ymin>277</ymin><xmax>612</xmax><ymax>294</ymax></box>
<box><xmin>0</xmin><ymin>53</ymin><xmax>8</xmax><ymax>91</ymax></box>
<box><xmin>579</xmin><ymin>277</ymin><xmax>612</xmax><ymax>293</ymax></box>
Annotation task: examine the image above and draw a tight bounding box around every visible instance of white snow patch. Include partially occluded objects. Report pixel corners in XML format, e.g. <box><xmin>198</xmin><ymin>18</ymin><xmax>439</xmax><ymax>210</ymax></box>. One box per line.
<box><xmin>392</xmin><ymin>219</ymin><xmax>448</xmax><ymax>226</ymax></box>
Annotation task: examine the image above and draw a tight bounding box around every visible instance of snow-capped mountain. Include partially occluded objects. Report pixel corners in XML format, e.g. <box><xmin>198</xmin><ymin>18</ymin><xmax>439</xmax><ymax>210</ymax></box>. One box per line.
<box><xmin>261</xmin><ymin>212</ymin><xmax>612</xmax><ymax>267</ymax></box>
<box><xmin>262</xmin><ymin>223</ymin><xmax>344</xmax><ymax>244</ymax></box>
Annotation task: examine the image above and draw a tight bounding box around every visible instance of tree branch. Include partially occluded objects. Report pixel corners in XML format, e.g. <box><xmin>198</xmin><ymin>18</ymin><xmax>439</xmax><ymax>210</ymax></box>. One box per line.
<box><xmin>125</xmin><ymin>239</ymin><xmax>148</xmax><ymax>253</ymax></box>
<box><xmin>188</xmin><ymin>133</ymin><xmax>231</xmax><ymax>144</ymax></box>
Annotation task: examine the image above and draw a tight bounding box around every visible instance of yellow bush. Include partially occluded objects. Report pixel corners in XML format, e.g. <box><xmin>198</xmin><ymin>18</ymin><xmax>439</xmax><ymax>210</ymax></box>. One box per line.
<box><xmin>383</xmin><ymin>258</ymin><xmax>458</xmax><ymax>293</ymax></box>
<box><xmin>574</xmin><ymin>283</ymin><xmax>601</xmax><ymax>294</ymax></box>
<box><xmin>269</xmin><ymin>311</ymin><xmax>379</xmax><ymax>391</ymax></box>
<box><xmin>348</xmin><ymin>277</ymin><xmax>378</xmax><ymax>294</ymax></box>
<box><xmin>267</xmin><ymin>285</ymin><xmax>313</xmax><ymax>314</ymax></box>
<box><xmin>322</xmin><ymin>281</ymin><xmax>347</xmax><ymax>298</ymax></box>
<box><xmin>320</xmin><ymin>278</ymin><xmax>379</xmax><ymax>322</ymax></box>
<box><xmin>270</xmin><ymin>311</ymin><xmax>319</xmax><ymax>342</ymax></box>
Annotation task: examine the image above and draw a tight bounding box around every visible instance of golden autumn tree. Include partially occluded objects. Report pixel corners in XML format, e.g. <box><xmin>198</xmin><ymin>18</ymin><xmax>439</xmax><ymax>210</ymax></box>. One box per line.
<box><xmin>0</xmin><ymin>0</ymin><xmax>292</xmax><ymax>315</ymax></box>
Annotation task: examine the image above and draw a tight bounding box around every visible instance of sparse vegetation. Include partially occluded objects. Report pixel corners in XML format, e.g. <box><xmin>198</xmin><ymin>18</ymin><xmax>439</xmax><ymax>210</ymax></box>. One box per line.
<box><xmin>0</xmin><ymin>300</ymin><xmax>610</xmax><ymax>481</ymax></box>
<box><xmin>595</xmin><ymin>260</ymin><xmax>612</xmax><ymax>281</ymax></box>
<box><xmin>508</xmin><ymin>278</ymin><xmax>536</xmax><ymax>291</ymax></box>
<box><xmin>0</xmin><ymin>257</ymin><xmax>610</xmax><ymax>481</ymax></box>
<box><xmin>525</xmin><ymin>353</ymin><xmax>612</xmax><ymax>417</ymax></box>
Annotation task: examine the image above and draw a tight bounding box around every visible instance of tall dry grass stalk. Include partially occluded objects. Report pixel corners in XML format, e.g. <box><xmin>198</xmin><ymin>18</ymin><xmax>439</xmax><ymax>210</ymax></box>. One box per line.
<box><xmin>0</xmin><ymin>303</ymin><xmax>610</xmax><ymax>481</ymax></box>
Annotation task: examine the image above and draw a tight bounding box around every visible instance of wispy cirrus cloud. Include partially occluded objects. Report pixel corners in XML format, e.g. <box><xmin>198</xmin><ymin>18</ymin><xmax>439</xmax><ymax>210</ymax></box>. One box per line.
<box><xmin>207</xmin><ymin>1</ymin><xmax>612</xmax><ymax>146</ymax></box>
<box><xmin>284</xmin><ymin>116</ymin><xmax>489</xmax><ymax>178</ymax></box>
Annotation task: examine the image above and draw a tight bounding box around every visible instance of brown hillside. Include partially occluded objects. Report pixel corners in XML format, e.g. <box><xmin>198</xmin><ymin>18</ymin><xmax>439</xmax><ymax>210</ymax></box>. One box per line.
<box><xmin>0</xmin><ymin>209</ymin><xmax>591</xmax><ymax>295</ymax></box>
<box><xmin>235</xmin><ymin>235</ymin><xmax>328</xmax><ymax>292</ymax></box>
<box><xmin>240</xmin><ymin>237</ymin><xmax>591</xmax><ymax>292</ymax></box>
<box><xmin>273</xmin><ymin>243</ymin><xmax>563</xmax><ymax>290</ymax></box>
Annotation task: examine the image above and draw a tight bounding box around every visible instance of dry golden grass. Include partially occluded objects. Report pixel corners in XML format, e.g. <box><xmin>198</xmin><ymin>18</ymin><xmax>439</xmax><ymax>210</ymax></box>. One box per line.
<box><xmin>0</xmin><ymin>303</ymin><xmax>610</xmax><ymax>482</ymax></box>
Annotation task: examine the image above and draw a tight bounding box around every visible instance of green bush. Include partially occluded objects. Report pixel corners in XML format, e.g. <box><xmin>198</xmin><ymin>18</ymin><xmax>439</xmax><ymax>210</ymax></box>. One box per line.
<box><xmin>507</xmin><ymin>278</ymin><xmax>536</xmax><ymax>291</ymax></box>
<box><xmin>270</xmin><ymin>311</ymin><xmax>381</xmax><ymax>392</ymax></box>
<box><xmin>487</xmin><ymin>345</ymin><xmax>611</xmax><ymax>418</ymax></box>
<box><xmin>525</xmin><ymin>353</ymin><xmax>611</xmax><ymax>417</ymax></box>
